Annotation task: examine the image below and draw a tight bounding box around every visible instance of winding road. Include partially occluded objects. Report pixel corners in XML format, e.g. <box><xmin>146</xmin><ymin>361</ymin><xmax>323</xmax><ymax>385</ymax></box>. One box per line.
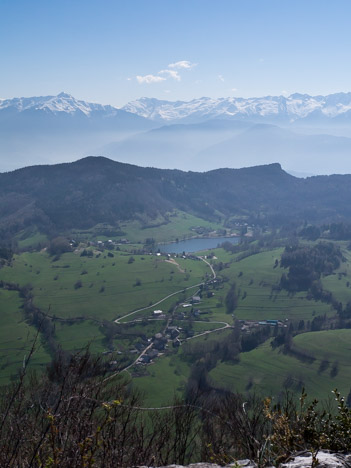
<box><xmin>108</xmin><ymin>255</ymin><xmax>230</xmax><ymax>378</ymax></box>
<box><xmin>114</xmin><ymin>256</ymin><xmax>215</xmax><ymax>324</ymax></box>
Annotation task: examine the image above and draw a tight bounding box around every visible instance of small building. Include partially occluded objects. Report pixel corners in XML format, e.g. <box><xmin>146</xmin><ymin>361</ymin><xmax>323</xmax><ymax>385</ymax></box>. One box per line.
<box><xmin>153</xmin><ymin>339</ymin><xmax>166</xmax><ymax>351</ymax></box>
<box><xmin>147</xmin><ymin>349</ymin><xmax>159</xmax><ymax>359</ymax></box>
<box><xmin>192</xmin><ymin>296</ymin><xmax>201</xmax><ymax>303</ymax></box>
<box><xmin>165</xmin><ymin>327</ymin><xmax>180</xmax><ymax>339</ymax></box>
<box><xmin>140</xmin><ymin>355</ymin><xmax>151</xmax><ymax>364</ymax></box>
<box><xmin>135</xmin><ymin>342</ymin><xmax>144</xmax><ymax>351</ymax></box>
<box><xmin>170</xmin><ymin>329</ymin><xmax>179</xmax><ymax>339</ymax></box>
<box><xmin>267</xmin><ymin>320</ymin><xmax>279</xmax><ymax>326</ymax></box>
<box><xmin>153</xmin><ymin>310</ymin><xmax>163</xmax><ymax>316</ymax></box>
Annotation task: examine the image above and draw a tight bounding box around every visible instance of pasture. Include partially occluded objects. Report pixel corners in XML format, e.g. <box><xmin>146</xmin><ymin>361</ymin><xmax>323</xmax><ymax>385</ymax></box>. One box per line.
<box><xmin>0</xmin><ymin>289</ymin><xmax>51</xmax><ymax>384</ymax></box>
<box><xmin>210</xmin><ymin>329</ymin><xmax>351</xmax><ymax>401</ymax></box>
<box><xmin>0</xmin><ymin>250</ymin><xmax>208</xmax><ymax>322</ymax></box>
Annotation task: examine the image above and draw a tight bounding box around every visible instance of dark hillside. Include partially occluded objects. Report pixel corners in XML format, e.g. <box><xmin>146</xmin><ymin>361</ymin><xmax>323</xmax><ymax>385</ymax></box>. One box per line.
<box><xmin>1</xmin><ymin>156</ymin><xmax>351</xmax><ymax>236</ymax></box>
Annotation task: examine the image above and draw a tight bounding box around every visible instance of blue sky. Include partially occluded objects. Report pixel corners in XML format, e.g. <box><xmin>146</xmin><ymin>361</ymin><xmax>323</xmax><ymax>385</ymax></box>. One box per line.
<box><xmin>1</xmin><ymin>0</ymin><xmax>351</xmax><ymax>106</ymax></box>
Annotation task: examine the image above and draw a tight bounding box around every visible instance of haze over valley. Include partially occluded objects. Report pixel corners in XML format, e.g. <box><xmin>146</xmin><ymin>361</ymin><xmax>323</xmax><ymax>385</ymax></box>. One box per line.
<box><xmin>3</xmin><ymin>91</ymin><xmax>351</xmax><ymax>174</ymax></box>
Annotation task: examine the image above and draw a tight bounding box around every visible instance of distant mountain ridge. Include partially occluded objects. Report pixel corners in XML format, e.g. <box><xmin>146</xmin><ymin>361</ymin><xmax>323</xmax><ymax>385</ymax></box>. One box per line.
<box><xmin>2</xmin><ymin>92</ymin><xmax>351</xmax><ymax>174</ymax></box>
<box><xmin>2</xmin><ymin>157</ymin><xmax>351</xmax><ymax>239</ymax></box>
<box><xmin>0</xmin><ymin>92</ymin><xmax>108</xmax><ymax>116</ymax></box>
<box><xmin>0</xmin><ymin>92</ymin><xmax>153</xmax><ymax>128</ymax></box>
<box><xmin>0</xmin><ymin>93</ymin><xmax>156</xmax><ymax>172</ymax></box>
<box><xmin>122</xmin><ymin>93</ymin><xmax>351</xmax><ymax>123</ymax></box>
<box><xmin>3</xmin><ymin>91</ymin><xmax>351</xmax><ymax>124</ymax></box>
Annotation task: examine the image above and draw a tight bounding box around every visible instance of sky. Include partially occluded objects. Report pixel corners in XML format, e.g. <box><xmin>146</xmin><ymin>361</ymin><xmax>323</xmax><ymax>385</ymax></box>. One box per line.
<box><xmin>1</xmin><ymin>0</ymin><xmax>351</xmax><ymax>107</ymax></box>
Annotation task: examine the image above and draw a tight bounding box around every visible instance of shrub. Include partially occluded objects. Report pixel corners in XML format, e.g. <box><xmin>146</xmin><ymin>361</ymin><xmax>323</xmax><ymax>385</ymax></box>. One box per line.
<box><xmin>74</xmin><ymin>280</ymin><xmax>82</xmax><ymax>289</ymax></box>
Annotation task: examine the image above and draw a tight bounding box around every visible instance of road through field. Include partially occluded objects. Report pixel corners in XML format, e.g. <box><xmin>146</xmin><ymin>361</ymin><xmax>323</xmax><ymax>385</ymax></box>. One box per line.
<box><xmin>114</xmin><ymin>256</ymin><xmax>215</xmax><ymax>324</ymax></box>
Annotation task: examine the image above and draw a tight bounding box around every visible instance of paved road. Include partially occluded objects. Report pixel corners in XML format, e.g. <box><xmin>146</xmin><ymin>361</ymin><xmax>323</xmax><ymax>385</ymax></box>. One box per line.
<box><xmin>198</xmin><ymin>256</ymin><xmax>217</xmax><ymax>280</ymax></box>
<box><xmin>184</xmin><ymin>322</ymin><xmax>231</xmax><ymax>341</ymax></box>
<box><xmin>114</xmin><ymin>282</ymin><xmax>203</xmax><ymax>324</ymax></box>
<box><xmin>107</xmin><ymin>255</ymin><xmax>221</xmax><ymax>379</ymax></box>
<box><xmin>114</xmin><ymin>256</ymin><xmax>215</xmax><ymax>324</ymax></box>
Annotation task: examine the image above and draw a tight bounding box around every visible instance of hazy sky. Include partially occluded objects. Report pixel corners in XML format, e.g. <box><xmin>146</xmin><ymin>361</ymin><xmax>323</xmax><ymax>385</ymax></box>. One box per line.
<box><xmin>1</xmin><ymin>0</ymin><xmax>351</xmax><ymax>106</ymax></box>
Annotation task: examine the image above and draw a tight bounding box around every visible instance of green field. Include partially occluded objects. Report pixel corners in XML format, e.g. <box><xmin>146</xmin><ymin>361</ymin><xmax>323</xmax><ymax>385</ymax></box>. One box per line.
<box><xmin>0</xmin><ymin>250</ymin><xmax>208</xmax><ymax>321</ymax></box>
<box><xmin>54</xmin><ymin>320</ymin><xmax>106</xmax><ymax>353</ymax></box>
<box><xmin>0</xmin><ymin>289</ymin><xmax>51</xmax><ymax>384</ymax></box>
<box><xmin>210</xmin><ymin>329</ymin><xmax>351</xmax><ymax>401</ymax></box>
<box><xmin>71</xmin><ymin>211</ymin><xmax>225</xmax><ymax>244</ymax></box>
<box><xmin>322</xmin><ymin>246</ymin><xmax>351</xmax><ymax>307</ymax></box>
<box><xmin>15</xmin><ymin>227</ymin><xmax>48</xmax><ymax>249</ymax></box>
<box><xmin>1</xmin><ymin>237</ymin><xmax>351</xmax><ymax>405</ymax></box>
<box><xmin>192</xmin><ymin>248</ymin><xmax>334</xmax><ymax>325</ymax></box>
<box><xmin>0</xmin><ymin>248</ymin><xmax>212</xmax><ymax>383</ymax></box>
<box><xmin>132</xmin><ymin>354</ymin><xmax>190</xmax><ymax>406</ymax></box>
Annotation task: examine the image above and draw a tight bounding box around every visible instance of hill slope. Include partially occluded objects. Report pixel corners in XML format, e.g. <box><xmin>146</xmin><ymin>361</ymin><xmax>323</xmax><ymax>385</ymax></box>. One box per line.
<box><xmin>3</xmin><ymin>157</ymin><xmax>351</xmax><ymax>238</ymax></box>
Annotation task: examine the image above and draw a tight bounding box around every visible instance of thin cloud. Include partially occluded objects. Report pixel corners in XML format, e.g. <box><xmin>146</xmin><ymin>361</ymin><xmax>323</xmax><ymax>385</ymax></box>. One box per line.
<box><xmin>168</xmin><ymin>60</ymin><xmax>196</xmax><ymax>70</ymax></box>
<box><xmin>159</xmin><ymin>69</ymin><xmax>181</xmax><ymax>81</ymax></box>
<box><xmin>136</xmin><ymin>60</ymin><xmax>196</xmax><ymax>84</ymax></box>
<box><xmin>218</xmin><ymin>74</ymin><xmax>225</xmax><ymax>82</ymax></box>
<box><xmin>136</xmin><ymin>75</ymin><xmax>166</xmax><ymax>84</ymax></box>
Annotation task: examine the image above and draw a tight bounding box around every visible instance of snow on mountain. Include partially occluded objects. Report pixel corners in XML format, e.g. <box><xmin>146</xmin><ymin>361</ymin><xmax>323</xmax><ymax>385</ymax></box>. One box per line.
<box><xmin>4</xmin><ymin>91</ymin><xmax>351</xmax><ymax>123</ymax></box>
<box><xmin>122</xmin><ymin>93</ymin><xmax>351</xmax><ymax>123</ymax></box>
<box><xmin>0</xmin><ymin>92</ymin><xmax>119</xmax><ymax>117</ymax></box>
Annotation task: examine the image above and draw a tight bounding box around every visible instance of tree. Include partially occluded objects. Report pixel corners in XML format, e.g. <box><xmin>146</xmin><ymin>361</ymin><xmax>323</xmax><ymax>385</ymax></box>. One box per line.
<box><xmin>225</xmin><ymin>283</ymin><xmax>238</xmax><ymax>315</ymax></box>
<box><xmin>347</xmin><ymin>388</ymin><xmax>351</xmax><ymax>408</ymax></box>
<box><xmin>74</xmin><ymin>280</ymin><xmax>82</xmax><ymax>289</ymax></box>
<box><xmin>48</xmin><ymin>237</ymin><xmax>71</xmax><ymax>256</ymax></box>
<box><xmin>330</xmin><ymin>361</ymin><xmax>339</xmax><ymax>378</ymax></box>
<box><xmin>318</xmin><ymin>359</ymin><xmax>329</xmax><ymax>374</ymax></box>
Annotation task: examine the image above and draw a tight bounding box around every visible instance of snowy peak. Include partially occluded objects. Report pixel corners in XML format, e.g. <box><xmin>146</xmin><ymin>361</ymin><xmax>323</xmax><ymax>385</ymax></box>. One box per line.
<box><xmin>122</xmin><ymin>93</ymin><xmax>351</xmax><ymax>123</ymax></box>
<box><xmin>3</xmin><ymin>91</ymin><xmax>351</xmax><ymax>124</ymax></box>
<box><xmin>0</xmin><ymin>93</ymin><xmax>120</xmax><ymax>117</ymax></box>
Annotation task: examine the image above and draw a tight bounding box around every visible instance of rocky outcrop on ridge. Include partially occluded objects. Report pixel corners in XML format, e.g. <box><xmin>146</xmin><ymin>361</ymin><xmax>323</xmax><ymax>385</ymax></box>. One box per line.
<box><xmin>142</xmin><ymin>450</ymin><xmax>351</xmax><ymax>468</ymax></box>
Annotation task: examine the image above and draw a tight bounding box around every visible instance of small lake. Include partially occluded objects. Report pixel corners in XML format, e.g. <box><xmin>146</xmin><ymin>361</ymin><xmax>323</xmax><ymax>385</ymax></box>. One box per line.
<box><xmin>158</xmin><ymin>236</ymin><xmax>240</xmax><ymax>254</ymax></box>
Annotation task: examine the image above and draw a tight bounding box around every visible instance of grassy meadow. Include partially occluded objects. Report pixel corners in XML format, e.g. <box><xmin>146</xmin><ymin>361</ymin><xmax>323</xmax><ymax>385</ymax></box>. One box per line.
<box><xmin>0</xmin><ymin>250</ymin><xmax>208</xmax><ymax>321</ymax></box>
<box><xmin>71</xmin><ymin>211</ymin><xmax>224</xmax><ymax>244</ymax></box>
<box><xmin>0</xmin><ymin>289</ymin><xmax>51</xmax><ymax>384</ymax></box>
<box><xmin>1</xmin><ymin>234</ymin><xmax>351</xmax><ymax>406</ymax></box>
<box><xmin>210</xmin><ymin>329</ymin><xmax>351</xmax><ymax>401</ymax></box>
<box><xmin>195</xmin><ymin>247</ymin><xmax>334</xmax><ymax>324</ymax></box>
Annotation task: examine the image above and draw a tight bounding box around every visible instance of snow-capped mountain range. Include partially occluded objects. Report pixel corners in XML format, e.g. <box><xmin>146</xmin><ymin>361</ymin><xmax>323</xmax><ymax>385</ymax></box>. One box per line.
<box><xmin>2</xmin><ymin>91</ymin><xmax>351</xmax><ymax>175</ymax></box>
<box><xmin>2</xmin><ymin>91</ymin><xmax>351</xmax><ymax>123</ymax></box>
<box><xmin>0</xmin><ymin>92</ymin><xmax>120</xmax><ymax>117</ymax></box>
<box><xmin>122</xmin><ymin>93</ymin><xmax>351</xmax><ymax>123</ymax></box>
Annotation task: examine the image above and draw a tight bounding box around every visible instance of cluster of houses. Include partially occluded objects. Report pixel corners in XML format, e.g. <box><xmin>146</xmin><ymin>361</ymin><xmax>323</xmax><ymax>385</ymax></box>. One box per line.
<box><xmin>239</xmin><ymin>319</ymin><xmax>288</xmax><ymax>332</ymax></box>
<box><xmin>88</xmin><ymin>238</ymin><xmax>130</xmax><ymax>249</ymax></box>
<box><xmin>137</xmin><ymin>326</ymin><xmax>182</xmax><ymax>364</ymax></box>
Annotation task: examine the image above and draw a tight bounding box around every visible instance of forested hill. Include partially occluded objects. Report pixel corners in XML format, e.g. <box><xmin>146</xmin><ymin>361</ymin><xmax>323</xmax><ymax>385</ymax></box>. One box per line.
<box><xmin>1</xmin><ymin>156</ymin><xmax>351</xmax><ymax>236</ymax></box>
